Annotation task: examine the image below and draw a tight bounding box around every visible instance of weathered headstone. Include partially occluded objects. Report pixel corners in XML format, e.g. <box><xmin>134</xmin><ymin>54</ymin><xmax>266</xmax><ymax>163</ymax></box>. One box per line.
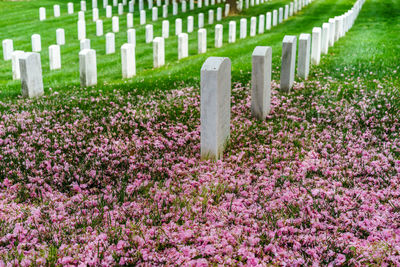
<box><xmin>215</xmin><ymin>24</ymin><xmax>223</xmax><ymax>48</ymax></box>
<box><xmin>216</xmin><ymin>7</ymin><xmax>222</xmax><ymax>21</ymax></box>
<box><xmin>153</xmin><ymin>37</ymin><xmax>165</xmax><ymax>68</ymax></box>
<box><xmin>11</xmin><ymin>51</ymin><xmax>24</xmax><ymax>80</ymax></box>
<box><xmin>240</xmin><ymin>18</ymin><xmax>247</xmax><ymax>39</ymax></box>
<box><xmin>198</xmin><ymin>28</ymin><xmax>207</xmax><ymax>54</ymax></box>
<box><xmin>280</xmin><ymin>35</ymin><xmax>296</xmax><ymax>92</ymax></box>
<box><xmin>225</xmin><ymin>4</ymin><xmax>230</xmax><ymax>17</ymax></box>
<box><xmin>311</xmin><ymin>27</ymin><xmax>321</xmax><ymax>65</ymax></box>
<box><xmin>121</xmin><ymin>43</ymin><xmax>136</xmax><ymax>78</ymax></box>
<box><xmin>106</xmin><ymin>32</ymin><xmax>115</xmax><ymax>54</ymax></box>
<box><xmin>96</xmin><ymin>20</ymin><xmax>104</xmax><ymax>36</ymax></box>
<box><xmin>127</xmin><ymin>29</ymin><xmax>136</xmax><ymax>45</ymax></box>
<box><xmin>200</xmin><ymin>57</ymin><xmax>231</xmax><ymax>161</ymax></box>
<box><xmin>79</xmin><ymin>49</ymin><xmax>97</xmax><ymax>86</ymax></box>
<box><xmin>3</xmin><ymin>39</ymin><xmax>14</xmax><ymax>61</ymax></box>
<box><xmin>297</xmin><ymin>33</ymin><xmax>310</xmax><ymax>79</ymax></box>
<box><xmin>19</xmin><ymin>52</ymin><xmax>44</xmax><ymax>98</ymax></box>
<box><xmin>251</xmin><ymin>46</ymin><xmax>272</xmax><ymax>120</ymax></box>
<box><xmin>56</xmin><ymin>29</ymin><xmax>65</xmax><ymax>45</ymax></box>
<box><xmin>31</xmin><ymin>34</ymin><xmax>41</xmax><ymax>52</ymax></box>
<box><xmin>162</xmin><ymin>20</ymin><xmax>169</xmax><ymax>38</ymax></box>
<box><xmin>228</xmin><ymin>21</ymin><xmax>236</xmax><ymax>43</ymax></box>
<box><xmin>49</xmin><ymin>44</ymin><xmax>61</xmax><ymax>70</ymax></box>
<box><xmin>178</xmin><ymin>33</ymin><xmax>188</xmax><ymax>59</ymax></box>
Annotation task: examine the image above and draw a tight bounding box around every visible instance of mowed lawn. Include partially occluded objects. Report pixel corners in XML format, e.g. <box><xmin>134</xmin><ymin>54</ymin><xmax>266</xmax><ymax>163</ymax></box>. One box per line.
<box><xmin>0</xmin><ymin>0</ymin><xmax>400</xmax><ymax>265</ymax></box>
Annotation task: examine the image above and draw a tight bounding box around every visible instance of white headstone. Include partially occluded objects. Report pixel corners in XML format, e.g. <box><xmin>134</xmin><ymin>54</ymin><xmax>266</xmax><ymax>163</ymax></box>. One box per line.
<box><xmin>31</xmin><ymin>34</ymin><xmax>41</xmax><ymax>52</ymax></box>
<box><xmin>173</xmin><ymin>2</ymin><xmax>178</xmax><ymax>15</ymax></box>
<box><xmin>215</xmin><ymin>24</ymin><xmax>223</xmax><ymax>48</ymax></box>
<box><xmin>200</xmin><ymin>57</ymin><xmax>231</xmax><ymax>161</ymax></box>
<box><xmin>49</xmin><ymin>44</ymin><xmax>61</xmax><ymax>70</ymax></box>
<box><xmin>2</xmin><ymin>39</ymin><xmax>13</xmax><ymax>60</ymax></box>
<box><xmin>278</xmin><ymin>7</ymin><xmax>283</xmax><ymax>23</ymax></box>
<box><xmin>106</xmin><ymin>5</ymin><xmax>112</xmax><ymax>17</ymax></box>
<box><xmin>162</xmin><ymin>20</ymin><xmax>169</xmax><ymax>38</ymax></box>
<box><xmin>103</xmin><ymin>0</ymin><xmax>108</xmax><ymax>8</ymax></box>
<box><xmin>106</xmin><ymin>32</ymin><xmax>116</xmax><ymax>54</ymax></box>
<box><xmin>328</xmin><ymin>18</ymin><xmax>335</xmax><ymax>47</ymax></box>
<box><xmin>251</xmin><ymin>46</ymin><xmax>271</xmax><ymax>120</ymax></box>
<box><xmin>224</xmin><ymin>4</ymin><xmax>230</xmax><ymax>16</ymax></box>
<box><xmin>190</xmin><ymin>0</ymin><xmax>194</xmax><ymax>10</ymax></box>
<box><xmin>19</xmin><ymin>52</ymin><xmax>44</xmax><ymax>98</ymax></box>
<box><xmin>78</xmin><ymin>11</ymin><xmax>85</xmax><ymax>21</ymax></box>
<box><xmin>145</xmin><ymin>24</ymin><xmax>153</xmax><ymax>43</ymax></box>
<box><xmin>284</xmin><ymin>5</ymin><xmax>288</xmax><ymax>20</ymax></box>
<box><xmin>152</xmin><ymin>7</ymin><xmax>158</xmax><ymax>21</ymax></box>
<box><xmin>79</xmin><ymin>49</ymin><xmax>97</xmax><ymax>87</ymax></box>
<box><xmin>178</xmin><ymin>33</ymin><xmax>189</xmax><ymax>59</ymax></box>
<box><xmin>148</xmin><ymin>0</ymin><xmax>153</xmax><ymax>9</ymax></box>
<box><xmin>298</xmin><ymin>33</ymin><xmax>310</xmax><ymax>79</ymax></box>
<box><xmin>54</xmin><ymin>5</ymin><xmax>61</xmax><ymax>17</ymax></box>
<box><xmin>197</xmin><ymin>0</ymin><xmax>202</xmax><ymax>8</ymax></box>
<box><xmin>272</xmin><ymin>10</ymin><xmax>277</xmax><ymax>26</ymax></box>
<box><xmin>266</xmin><ymin>12</ymin><xmax>271</xmax><ymax>30</ymax></box>
<box><xmin>139</xmin><ymin>0</ymin><xmax>144</xmax><ymax>10</ymax></box>
<box><xmin>175</xmin><ymin>18</ymin><xmax>182</xmax><ymax>35</ymax></box>
<box><xmin>258</xmin><ymin>15</ymin><xmax>264</xmax><ymax>34</ymax></box>
<box><xmin>112</xmin><ymin>16</ymin><xmax>119</xmax><ymax>32</ymax></box>
<box><xmin>240</xmin><ymin>18</ymin><xmax>247</xmax><ymax>39</ymax></box>
<box><xmin>216</xmin><ymin>7</ymin><xmax>222</xmax><ymax>21</ymax></box>
<box><xmin>81</xmin><ymin>1</ymin><xmax>87</xmax><ymax>11</ymax></box>
<box><xmin>153</xmin><ymin>37</ymin><xmax>165</xmax><ymax>68</ymax></box>
<box><xmin>187</xmin><ymin>16</ymin><xmax>194</xmax><ymax>33</ymax></box>
<box><xmin>78</xmin><ymin>20</ymin><xmax>86</xmax><ymax>40</ymax></box>
<box><xmin>96</xmin><ymin>20</ymin><xmax>104</xmax><ymax>36</ymax></box>
<box><xmin>127</xmin><ymin>29</ymin><xmax>136</xmax><ymax>46</ymax></box>
<box><xmin>129</xmin><ymin>1</ymin><xmax>134</xmax><ymax>12</ymax></box>
<box><xmin>39</xmin><ymin>7</ymin><xmax>46</xmax><ymax>21</ymax></box>
<box><xmin>182</xmin><ymin>0</ymin><xmax>187</xmax><ymax>12</ymax></box>
<box><xmin>121</xmin><ymin>43</ymin><xmax>136</xmax><ymax>78</ymax></box>
<box><xmin>228</xmin><ymin>21</ymin><xmax>236</xmax><ymax>43</ymax></box>
<box><xmin>11</xmin><ymin>51</ymin><xmax>24</xmax><ymax>80</ymax></box>
<box><xmin>127</xmin><ymin>13</ymin><xmax>133</xmax><ymax>28</ymax></box>
<box><xmin>198</xmin><ymin>13</ymin><xmax>204</xmax><ymax>28</ymax></box>
<box><xmin>113</xmin><ymin>0</ymin><xmax>118</xmax><ymax>6</ymax></box>
<box><xmin>208</xmin><ymin>10</ymin><xmax>214</xmax><ymax>25</ymax></box>
<box><xmin>118</xmin><ymin>3</ymin><xmax>124</xmax><ymax>14</ymax></box>
<box><xmin>250</xmin><ymin>17</ymin><xmax>256</xmax><ymax>37</ymax></box>
<box><xmin>311</xmin><ymin>27</ymin><xmax>321</xmax><ymax>65</ymax></box>
<box><xmin>92</xmin><ymin>0</ymin><xmax>98</xmax><ymax>8</ymax></box>
<box><xmin>334</xmin><ymin>17</ymin><xmax>340</xmax><ymax>41</ymax></box>
<box><xmin>198</xmin><ymin>28</ymin><xmax>207</xmax><ymax>54</ymax></box>
<box><xmin>321</xmin><ymin>23</ymin><xmax>330</xmax><ymax>55</ymax></box>
<box><xmin>140</xmin><ymin>10</ymin><xmax>146</xmax><ymax>24</ymax></box>
<box><xmin>80</xmin><ymin>39</ymin><xmax>91</xmax><ymax>50</ymax></box>
<box><xmin>56</xmin><ymin>29</ymin><xmax>65</xmax><ymax>45</ymax></box>
<box><xmin>280</xmin><ymin>35</ymin><xmax>296</xmax><ymax>92</ymax></box>
<box><xmin>92</xmin><ymin>8</ymin><xmax>99</xmax><ymax>21</ymax></box>
<box><xmin>163</xmin><ymin>5</ymin><xmax>168</xmax><ymax>17</ymax></box>
<box><xmin>68</xmin><ymin>3</ymin><xmax>74</xmax><ymax>14</ymax></box>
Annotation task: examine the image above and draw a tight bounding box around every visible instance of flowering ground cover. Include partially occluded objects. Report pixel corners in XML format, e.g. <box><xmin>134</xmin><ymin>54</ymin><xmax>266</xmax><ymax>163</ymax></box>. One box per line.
<box><xmin>0</xmin><ymin>72</ymin><xmax>399</xmax><ymax>265</ymax></box>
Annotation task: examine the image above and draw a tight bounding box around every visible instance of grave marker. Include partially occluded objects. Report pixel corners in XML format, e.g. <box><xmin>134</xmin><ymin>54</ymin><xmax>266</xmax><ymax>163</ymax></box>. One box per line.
<box><xmin>96</xmin><ymin>20</ymin><xmax>104</xmax><ymax>36</ymax></box>
<box><xmin>228</xmin><ymin>21</ymin><xmax>236</xmax><ymax>43</ymax></box>
<box><xmin>162</xmin><ymin>20</ymin><xmax>169</xmax><ymax>38</ymax></box>
<box><xmin>215</xmin><ymin>24</ymin><xmax>223</xmax><ymax>48</ymax></box>
<box><xmin>178</xmin><ymin>33</ymin><xmax>189</xmax><ymax>59</ymax></box>
<box><xmin>2</xmin><ymin>39</ymin><xmax>13</xmax><ymax>60</ymax></box>
<box><xmin>280</xmin><ymin>35</ymin><xmax>296</xmax><ymax>92</ymax></box>
<box><xmin>145</xmin><ymin>24</ymin><xmax>153</xmax><ymax>43</ymax></box>
<box><xmin>321</xmin><ymin>23</ymin><xmax>330</xmax><ymax>54</ymax></box>
<box><xmin>56</xmin><ymin>29</ymin><xmax>65</xmax><ymax>45</ymax></box>
<box><xmin>79</xmin><ymin>49</ymin><xmax>97</xmax><ymax>86</ymax></box>
<box><xmin>240</xmin><ymin>18</ymin><xmax>247</xmax><ymax>39</ymax></box>
<box><xmin>153</xmin><ymin>37</ymin><xmax>165</xmax><ymax>68</ymax></box>
<box><xmin>39</xmin><ymin>7</ymin><xmax>46</xmax><ymax>21</ymax></box>
<box><xmin>121</xmin><ymin>43</ymin><xmax>136</xmax><ymax>78</ymax></box>
<box><xmin>106</xmin><ymin>32</ymin><xmax>115</xmax><ymax>54</ymax></box>
<box><xmin>49</xmin><ymin>45</ymin><xmax>61</xmax><ymax>70</ymax></box>
<box><xmin>198</xmin><ymin>29</ymin><xmax>207</xmax><ymax>54</ymax></box>
<box><xmin>31</xmin><ymin>34</ymin><xmax>41</xmax><ymax>52</ymax></box>
<box><xmin>19</xmin><ymin>52</ymin><xmax>44</xmax><ymax>98</ymax></box>
<box><xmin>127</xmin><ymin>29</ymin><xmax>136</xmax><ymax>45</ymax></box>
<box><xmin>298</xmin><ymin>33</ymin><xmax>310</xmax><ymax>79</ymax></box>
<box><xmin>80</xmin><ymin>39</ymin><xmax>91</xmax><ymax>50</ymax></box>
<box><xmin>11</xmin><ymin>51</ymin><xmax>24</xmax><ymax>80</ymax></box>
<box><xmin>78</xmin><ymin>20</ymin><xmax>86</xmax><ymax>40</ymax></box>
<box><xmin>311</xmin><ymin>27</ymin><xmax>321</xmax><ymax>65</ymax></box>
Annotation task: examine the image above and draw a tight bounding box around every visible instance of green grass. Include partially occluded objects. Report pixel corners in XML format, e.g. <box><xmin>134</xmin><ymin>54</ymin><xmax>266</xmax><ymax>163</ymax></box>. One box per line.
<box><xmin>0</xmin><ymin>0</ymin><xmax>399</xmax><ymax>100</ymax></box>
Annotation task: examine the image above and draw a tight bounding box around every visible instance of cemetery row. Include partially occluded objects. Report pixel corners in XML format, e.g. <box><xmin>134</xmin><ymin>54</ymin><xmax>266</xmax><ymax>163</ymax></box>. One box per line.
<box><xmin>2</xmin><ymin>0</ymin><xmax>315</xmax><ymax>92</ymax></box>
<box><xmin>201</xmin><ymin>0</ymin><xmax>364</xmax><ymax>160</ymax></box>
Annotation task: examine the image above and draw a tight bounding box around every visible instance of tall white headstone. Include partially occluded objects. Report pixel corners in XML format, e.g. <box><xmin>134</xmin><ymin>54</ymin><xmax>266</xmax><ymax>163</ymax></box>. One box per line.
<box><xmin>162</xmin><ymin>20</ymin><xmax>169</xmax><ymax>38</ymax></box>
<box><xmin>208</xmin><ymin>10</ymin><xmax>214</xmax><ymax>25</ymax></box>
<box><xmin>187</xmin><ymin>16</ymin><xmax>194</xmax><ymax>33</ymax></box>
<box><xmin>328</xmin><ymin>18</ymin><xmax>335</xmax><ymax>47</ymax></box>
<box><xmin>163</xmin><ymin>5</ymin><xmax>168</xmax><ymax>17</ymax></box>
<box><xmin>311</xmin><ymin>27</ymin><xmax>321</xmax><ymax>65</ymax></box>
<box><xmin>258</xmin><ymin>15</ymin><xmax>264</xmax><ymax>34</ymax></box>
<box><xmin>140</xmin><ymin>10</ymin><xmax>146</xmax><ymax>25</ymax></box>
<box><xmin>266</xmin><ymin>12</ymin><xmax>271</xmax><ymax>30</ymax></box>
<box><xmin>56</xmin><ymin>29</ymin><xmax>65</xmax><ymax>45</ymax></box>
<box><xmin>228</xmin><ymin>21</ymin><xmax>236</xmax><ymax>43</ymax></box>
<box><xmin>118</xmin><ymin>3</ymin><xmax>124</xmax><ymax>14</ymax></box>
<box><xmin>278</xmin><ymin>7</ymin><xmax>283</xmax><ymax>23</ymax></box>
<box><xmin>81</xmin><ymin>1</ymin><xmax>87</xmax><ymax>11</ymax></box>
<box><xmin>106</xmin><ymin>5</ymin><xmax>112</xmax><ymax>17</ymax></box>
<box><xmin>250</xmin><ymin>17</ymin><xmax>256</xmax><ymax>37</ymax></box>
<box><xmin>272</xmin><ymin>10</ymin><xmax>278</xmax><ymax>26</ymax></box>
<box><xmin>198</xmin><ymin>29</ymin><xmax>207</xmax><ymax>54</ymax></box>
<box><xmin>31</xmin><ymin>34</ymin><xmax>41</xmax><ymax>52</ymax></box>
<box><xmin>321</xmin><ymin>23</ymin><xmax>330</xmax><ymax>54</ymax></box>
<box><xmin>79</xmin><ymin>49</ymin><xmax>97</xmax><ymax>87</ymax></box>
<box><xmin>121</xmin><ymin>43</ymin><xmax>136</xmax><ymax>78</ymax></box>
<box><xmin>49</xmin><ymin>45</ymin><xmax>61</xmax><ymax>70</ymax></box>
<box><xmin>93</xmin><ymin>8</ymin><xmax>99</xmax><ymax>21</ymax></box>
<box><xmin>2</xmin><ymin>39</ymin><xmax>13</xmax><ymax>61</ymax></box>
<box><xmin>127</xmin><ymin>29</ymin><xmax>136</xmax><ymax>46</ymax></box>
<box><xmin>153</xmin><ymin>37</ymin><xmax>165</xmax><ymax>68</ymax></box>
<box><xmin>54</xmin><ymin>5</ymin><xmax>61</xmax><ymax>17</ymax></box>
<box><xmin>198</xmin><ymin>13</ymin><xmax>204</xmax><ymax>28</ymax></box>
<box><xmin>178</xmin><ymin>33</ymin><xmax>189</xmax><ymax>59</ymax></box>
<box><xmin>39</xmin><ymin>7</ymin><xmax>46</xmax><ymax>21</ymax></box>
<box><xmin>112</xmin><ymin>16</ymin><xmax>120</xmax><ymax>32</ymax></box>
<box><xmin>240</xmin><ymin>18</ymin><xmax>247</xmax><ymax>39</ymax></box>
<box><xmin>280</xmin><ymin>35</ymin><xmax>296</xmax><ymax>92</ymax></box>
<box><xmin>11</xmin><ymin>51</ymin><xmax>24</xmax><ymax>80</ymax></box>
<box><xmin>298</xmin><ymin>33</ymin><xmax>310</xmax><ymax>79</ymax></box>
<box><xmin>201</xmin><ymin>57</ymin><xmax>231</xmax><ymax>161</ymax></box>
<box><xmin>96</xmin><ymin>20</ymin><xmax>104</xmax><ymax>36</ymax></box>
<box><xmin>145</xmin><ymin>24</ymin><xmax>153</xmax><ymax>43</ymax></box>
<box><xmin>127</xmin><ymin>13</ymin><xmax>134</xmax><ymax>28</ymax></box>
<box><xmin>175</xmin><ymin>18</ymin><xmax>182</xmax><ymax>35</ymax></box>
<box><xmin>78</xmin><ymin>20</ymin><xmax>86</xmax><ymax>40</ymax></box>
<box><xmin>19</xmin><ymin>52</ymin><xmax>44</xmax><ymax>98</ymax></box>
<box><xmin>80</xmin><ymin>39</ymin><xmax>91</xmax><ymax>50</ymax></box>
<box><xmin>106</xmin><ymin>32</ymin><xmax>116</xmax><ymax>54</ymax></box>
<box><xmin>152</xmin><ymin>7</ymin><xmax>158</xmax><ymax>21</ymax></box>
<box><xmin>216</xmin><ymin>7</ymin><xmax>222</xmax><ymax>21</ymax></box>
<box><xmin>68</xmin><ymin>3</ymin><xmax>74</xmax><ymax>14</ymax></box>
<box><xmin>215</xmin><ymin>24</ymin><xmax>223</xmax><ymax>48</ymax></box>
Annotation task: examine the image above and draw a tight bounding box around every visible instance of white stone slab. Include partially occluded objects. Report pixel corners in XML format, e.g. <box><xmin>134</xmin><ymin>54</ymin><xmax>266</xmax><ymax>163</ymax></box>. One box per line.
<box><xmin>81</xmin><ymin>1</ymin><xmax>87</xmax><ymax>11</ymax></box>
<box><xmin>103</xmin><ymin>0</ymin><xmax>108</xmax><ymax>8</ymax></box>
<box><xmin>112</xmin><ymin>16</ymin><xmax>119</xmax><ymax>32</ymax></box>
<box><xmin>266</xmin><ymin>12</ymin><xmax>271</xmax><ymax>30</ymax></box>
<box><xmin>278</xmin><ymin>7</ymin><xmax>283</xmax><ymax>23</ymax></box>
<box><xmin>80</xmin><ymin>39</ymin><xmax>91</xmax><ymax>50</ymax></box>
<box><xmin>92</xmin><ymin>0</ymin><xmax>98</xmax><ymax>8</ymax></box>
<box><xmin>11</xmin><ymin>50</ymin><xmax>24</xmax><ymax>80</ymax></box>
<box><xmin>228</xmin><ymin>21</ymin><xmax>236</xmax><ymax>43</ymax></box>
<box><xmin>31</xmin><ymin>34</ymin><xmax>41</xmax><ymax>52</ymax></box>
<box><xmin>19</xmin><ymin>52</ymin><xmax>44</xmax><ymax>98</ymax></box>
<box><xmin>175</xmin><ymin>18</ymin><xmax>182</xmax><ymax>35</ymax></box>
<box><xmin>118</xmin><ymin>3</ymin><xmax>124</xmax><ymax>14</ymax></box>
<box><xmin>56</xmin><ymin>29</ymin><xmax>65</xmax><ymax>45</ymax></box>
<box><xmin>182</xmin><ymin>0</ymin><xmax>187</xmax><ymax>12</ymax></box>
<box><xmin>328</xmin><ymin>18</ymin><xmax>335</xmax><ymax>47</ymax></box>
<box><xmin>96</xmin><ymin>20</ymin><xmax>104</xmax><ymax>36</ymax></box>
<box><xmin>145</xmin><ymin>24</ymin><xmax>153</xmax><ymax>43</ymax></box>
<box><xmin>106</xmin><ymin>5</ymin><xmax>112</xmax><ymax>17</ymax></box>
<box><xmin>250</xmin><ymin>17</ymin><xmax>256</xmax><ymax>37</ymax></box>
<box><xmin>79</xmin><ymin>49</ymin><xmax>97</xmax><ymax>87</ymax></box>
<box><xmin>198</xmin><ymin>28</ymin><xmax>207</xmax><ymax>54</ymax></box>
<box><xmin>200</xmin><ymin>57</ymin><xmax>231</xmax><ymax>161</ymax></box>
<box><xmin>163</xmin><ymin>5</ymin><xmax>168</xmax><ymax>17</ymax></box>
<box><xmin>93</xmin><ymin>8</ymin><xmax>99</xmax><ymax>21</ymax></box>
<box><xmin>280</xmin><ymin>35</ymin><xmax>296</xmax><ymax>92</ymax></box>
<box><xmin>140</xmin><ymin>10</ymin><xmax>146</xmax><ymax>25</ymax></box>
<box><xmin>152</xmin><ymin>7</ymin><xmax>158</xmax><ymax>21</ymax></box>
<box><xmin>215</xmin><ymin>24</ymin><xmax>223</xmax><ymax>48</ymax></box>
<box><xmin>127</xmin><ymin>28</ymin><xmax>136</xmax><ymax>45</ymax></box>
<box><xmin>129</xmin><ymin>1</ymin><xmax>134</xmax><ymax>12</ymax></box>
<box><xmin>311</xmin><ymin>27</ymin><xmax>321</xmax><ymax>65</ymax></box>
<box><xmin>298</xmin><ymin>33</ymin><xmax>310</xmax><ymax>79</ymax></box>
<box><xmin>178</xmin><ymin>33</ymin><xmax>188</xmax><ymax>59</ymax></box>
<box><xmin>321</xmin><ymin>23</ymin><xmax>330</xmax><ymax>54</ymax></box>
<box><xmin>54</xmin><ymin>5</ymin><xmax>60</xmax><ymax>17</ymax></box>
<box><xmin>39</xmin><ymin>7</ymin><xmax>46</xmax><ymax>21</ymax></box>
<box><xmin>106</xmin><ymin>32</ymin><xmax>115</xmax><ymax>54</ymax></box>
<box><xmin>153</xmin><ymin>37</ymin><xmax>165</xmax><ymax>68</ymax></box>
<box><xmin>216</xmin><ymin>7</ymin><xmax>222</xmax><ymax>21</ymax></box>
<box><xmin>225</xmin><ymin>4</ymin><xmax>230</xmax><ymax>17</ymax></box>
<box><xmin>208</xmin><ymin>10</ymin><xmax>214</xmax><ymax>25</ymax></box>
<box><xmin>272</xmin><ymin>10</ymin><xmax>277</xmax><ymax>26</ymax></box>
<box><xmin>49</xmin><ymin>44</ymin><xmax>61</xmax><ymax>70</ymax></box>
<box><xmin>240</xmin><ymin>18</ymin><xmax>247</xmax><ymax>39</ymax></box>
<box><xmin>173</xmin><ymin>2</ymin><xmax>178</xmax><ymax>15</ymax></box>
<box><xmin>127</xmin><ymin>13</ymin><xmax>133</xmax><ymax>28</ymax></box>
<box><xmin>258</xmin><ymin>15</ymin><xmax>264</xmax><ymax>34</ymax></box>
<box><xmin>121</xmin><ymin>43</ymin><xmax>136</xmax><ymax>78</ymax></box>
<box><xmin>68</xmin><ymin>2</ymin><xmax>74</xmax><ymax>14</ymax></box>
<box><xmin>78</xmin><ymin>20</ymin><xmax>86</xmax><ymax>40</ymax></box>
<box><xmin>162</xmin><ymin>20</ymin><xmax>169</xmax><ymax>38</ymax></box>
<box><xmin>2</xmin><ymin>39</ymin><xmax>13</xmax><ymax>61</ymax></box>
<box><xmin>187</xmin><ymin>16</ymin><xmax>194</xmax><ymax>33</ymax></box>
<box><xmin>198</xmin><ymin>13</ymin><xmax>204</xmax><ymax>28</ymax></box>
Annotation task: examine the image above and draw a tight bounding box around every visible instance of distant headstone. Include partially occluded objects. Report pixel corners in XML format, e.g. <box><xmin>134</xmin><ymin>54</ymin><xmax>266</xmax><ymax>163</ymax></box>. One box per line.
<box><xmin>311</xmin><ymin>27</ymin><xmax>321</xmax><ymax>65</ymax></box>
<box><xmin>198</xmin><ymin>13</ymin><xmax>204</xmax><ymax>28</ymax></box>
<box><xmin>278</xmin><ymin>7</ymin><xmax>283</xmax><ymax>23</ymax></box>
<box><xmin>215</xmin><ymin>24</ymin><xmax>223</xmax><ymax>48</ymax></box>
<box><xmin>280</xmin><ymin>35</ymin><xmax>296</xmax><ymax>92</ymax></box>
<box><xmin>31</xmin><ymin>34</ymin><xmax>41</xmax><ymax>52</ymax></box>
<box><xmin>258</xmin><ymin>15</ymin><xmax>264</xmax><ymax>34</ymax></box>
<box><xmin>197</xmin><ymin>0</ymin><xmax>202</xmax><ymax>8</ymax></box>
<box><xmin>298</xmin><ymin>33</ymin><xmax>310</xmax><ymax>79</ymax></box>
<box><xmin>153</xmin><ymin>37</ymin><xmax>165</xmax><ymax>68</ymax></box>
<box><xmin>272</xmin><ymin>10</ymin><xmax>277</xmax><ymax>26</ymax></box>
<box><xmin>2</xmin><ymin>39</ymin><xmax>14</xmax><ymax>60</ymax></box>
<box><xmin>173</xmin><ymin>2</ymin><xmax>178</xmax><ymax>15</ymax></box>
<box><xmin>289</xmin><ymin>2</ymin><xmax>293</xmax><ymax>16</ymax></box>
<box><xmin>118</xmin><ymin>3</ymin><xmax>124</xmax><ymax>14</ymax></box>
<box><xmin>129</xmin><ymin>1</ymin><xmax>134</xmax><ymax>12</ymax></box>
<box><xmin>162</xmin><ymin>20</ymin><xmax>169</xmax><ymax>38</ymax></box>
<box><xmin>121</xmin><ymin>43</ymin><xmax>136</xmax><ymax>78</ymax></box>
<box><xmin>106</xmin><ymin>5</ymin><xmax>112</xmax><ymax>17</ymax></box>
<box><xmin>68</xmin><ymin>3</ymin><xmax>74</xmax><ymax>14</ymax></box>
<box><xmin>152</xmin><ymin>7</ymin><xmax>158</xmax><ymax>21</ymax></box>
<box><xmin>96</xmin><ymin>20</ymin><xmax>104</xmax><ymax>36</ymax></box>
<box><xmin>112</xmin><ymin>16</ymin><xmax>119</xmax><ymax>32</ymax></box>
<box><xmin>79</xmin><ymin>49</ymin><xmax>97</xmax><ymax>87</ymax></box>
<box><xmin>145</xmin><ymin>24</ymin><xmax>153</xmax><ymax>43</ymax></box>
<box><xmin>39</xmin><ymin>7</ymin><xmax>46</xmax><ymax>21</ymax></box>
<box><xmin>284</xmin><ymin>5</ymin><xmax>288</xmax><ymax>20</ymax></box>
<box><xmin>216</xmin><ymin>7</ymin><xmax>222</xmax><ymax>21</ymax></box>
<box><xmin>93</xmin><ymin>8</ymin><xmax>99</xmax><ymax>21</ymax></box>
<box><xmin>178</xmin><ymin>33</ymin><xmax>189</xmax><ymax>59</ymax></box>
<box><xmin>163</xmin><ymin>5</ymin><xmax>168</xmax><ymax>17</ymax></box>
<box><xmin>92</xmin><ymin>0</ymin><xmax>98</xmax><ymax>8</ymax></box>
<box><xmin>266</xmin><ymin>12</ymin><xmax>271</xmax><ymax>30</ymax></box>
<box><xmin>187</xmin><ymin>16</ymin><xmax>194</xmax><ymax>33</ymax></box>
<box><xmin>251</xmin><ymin>46</ymin><xmax>271</xmax><ymax>120</ymax></box>
<box><xmin>54</xmin><ymin>5</ymin><xmax>61</xmax><ymax>17</ymax></box>
<box><xmin>49</xmin><ymin>44</ymin><xmax>61</xmax><ymax>70</ymax></box>
<box><xmin>240</xmin><ymin>18</ymin><xmax>247</xmax><ymax>39</ymax></box>
<box><xmin>225</xmin><ymin>4</ymin><xmax>230</xmax><ymax>16</ymax></box>
<box><xmin>321</xmin><ymin>23</ymin><xmax>330</xmax><ymax>54</ymax></box>
<box><xmin>11</xmin><ymin>51</ymin><xmax>24</xmax><ymax>80</ymax></box>
<box><xmin>78</xmin><ymin>20</ymin><xmax>86</xmax><ymax>40</ymax></box>
<box><xmin>334</xmin><ymin>17</ymin><xmax>340</xmax><ymax>41</ymax></box>
<box><xmin>103</xmin><ymin>0</ymin><xmax>108</xmax><ymax>8</ymax></box>
<box><xmin>182</xmin><ymin>0</ymin><xmax>187</xmax><ymax>12</ymax></box>
<box><xmin>140</xmin><ymin>10</ymin><xmax>146</xmax><ymax>25</ymax></box>
<box><xmin>127</xmin><ymin>13</ymin><xmax>133</xmax><ymax>28</ymax></box>
<box><xmin>80</xmin><ymin>39</ymin><xmax>91</xmax><ymax>50</ymax></box>
<box><xmin>78</xmin><ymin>11</ymin><xmax>85</xmax><ymax>21</ymax></box>
<box><xmin>56</xmin><ymin>29</ymin><xmax>65</xmax><ymax>45</ymax></box>
<box><xmin>81</xmin><ymin>1</ymin><xmax>87</xmax><ymax>11</ymax></box>
<box><xmin>175</xmin><ymin>18</ymin><xmax>182</xmax><ymax>35</ymax></box>
<box><xmin>328</xmin><ymin>18</ymin><xmax>335</xmax><ymax>47</ymax></box>
<box><xmin>106</xmin><ymin>32</ymin><xmax>116</xmax><ymax>54</ymax></box>
<box><xmin>250</xmin><ymin>17</ymin><xmax>256</xmax><ymax>37</ymax></box>
<box><xmin>208</xmin><ymin>10</ymin><xmax>214</xmax><ymax>25</ymax></box>
<box><xmin>19</xmin><ymin>52</ymin><xmax>44</xmax><ymax>97</ymax></box>
<box><xmin>198</xmin><ymin>29</ymin><xmax>207</xmax><ymax>54</ymax></box>
<box><xmin>200</xmin><ymin>57</ymin><xmax>231</xmax><ymax>161</ymax></box>
<box><xmin>190</xmin><ymin>0</ymin><xmax>194</xmax><ymax>10</ymax></box>
<box><xmin>228</xmin><ymin>21</ymin><xmax>236</xmax><ymax>43</ymax></box>
<box><xmin>127</xmin><ymin>28</ymin><xmax>136</xmax><ymax>45</ymax></box>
